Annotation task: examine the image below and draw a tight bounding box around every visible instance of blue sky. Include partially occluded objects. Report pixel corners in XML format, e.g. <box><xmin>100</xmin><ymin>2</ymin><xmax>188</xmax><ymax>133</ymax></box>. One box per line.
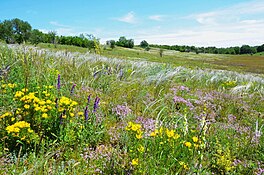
<box><xmin>1</xmin><ymin>0</ymin><xmax>264</xmax><ymax>47</ymax></box>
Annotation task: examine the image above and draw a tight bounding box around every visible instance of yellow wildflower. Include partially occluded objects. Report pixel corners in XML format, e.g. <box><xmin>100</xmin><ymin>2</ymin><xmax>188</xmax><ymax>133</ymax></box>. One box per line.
<box><xmin>14</xmin><ymin>91</ymin><xmax>24</xmax><ymax>98</ymax></box>
<box><xmin>70</xmin><ymin>113</ymin><xmax>74</xmax><ymax>117</ymax></box>
<box><xmin>131</xmin><ymin>158</ymin><xmax>139</xmax><ymax>166</ymax></box>
<box><xmin>173</xmin><ymin>133</ymin><xmax>180</xmax><ymax>140</ymax></box>
<box><xmin>78</xmin><ymin>112</ymin><xmax>84</xmax><ymax>116</ymax></box>
<box><xmin>42</xmin><ymin>113</ymin><xmax>48</xmax><ymax>118</ymax></box>
<box><xmin>184</xmin><ymin>142</ymin><xmax>192</xmax><ymax>148</ymax></box>
<box><xmin>0</xmin><ymin>112</ymin><xmax>12</xmax><ymax>119</ymax></box>
<box><xmin>136</xmin><ymin>133</ymin><xmax>142</xmax><ymax>139</ymax></box>
<box><xmin>192</xmin><ymin>136</ymin><xmax>198</xmax><ymax>143</ymax></box>
<box><xmin>137</xmin><ymin>145</ymin><xmax>145</xmax><ymax>153</ymax></box>
<box><xmin>21</xmin><ymin>88</ymin><xmax>28</xmax><ymax>92</ymax></box>
<box><xmin>131</xmin><ymin>123</ymin><xmax>141</xmax><ymax>131</ymax></box>
<box><xmin>46</xmin><ymin>100</ymin><xmax>52</xmax><ymax>104</ymax></box>
<box><xmin>166</xmin><ymin>129</ymin><xmax>174</xmax><ymax>138</ymax></box>
<box><xmin>150</xmin><ymin>129</ymin><xmax>159</xmax><ymax>137</ymax></box>
<box><xmin>24</xmin><ymin>104</ymin><xmax>30</xmax><ymax>109</ymax></box>
<box><xmin>6</xmin><ymin>125</ymin><xmax>20</xmax><ymax>133</ymax></box>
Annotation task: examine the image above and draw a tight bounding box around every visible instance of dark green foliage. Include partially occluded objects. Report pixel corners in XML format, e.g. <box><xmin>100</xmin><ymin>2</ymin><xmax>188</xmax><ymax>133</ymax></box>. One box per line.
<box><xmin>12</xmin><ymin>18</ymin><xmax>32</xmax><ymax>44</ymax></box>
<box><xmin>257</xmin><ymin>44</ymin><xmax>264</xmax><ymax>52</ymax></box>
<box><xmin>150</xmin><ymin>44</ymin><xmax>262</xmax><ymax>55</ymax></box>
<box><xmin>29</xmin><ymin>29</ymin><xmax>44</xmax><ymax>46</ymax></box>
<box><xmin>240</xmin><ymin>45</ymin><xmax>257</xmax><ymax>54</ymax></box>
<box><xmin>0</xmin><ymin>20</ymin><xmax>15</xmax><ymax>43</ymax></box>
<box><xmin>140</xmin><ymin>40</ymin><xmax>149</xmax><ymax>48</ymax></box>
<box><xmin>0</xmin><ymin>18</ymin><xmax>31</xmax><ymax>44</ymax></box>
<box><xmin>116</xmin><ymin>36</ymin><xmax>134</xmax><ymax>48</ymax></box>
<box><xmin>106</xmin><ymin>40</ymin><xmax>116</xmax><ymax>49</ymax></box>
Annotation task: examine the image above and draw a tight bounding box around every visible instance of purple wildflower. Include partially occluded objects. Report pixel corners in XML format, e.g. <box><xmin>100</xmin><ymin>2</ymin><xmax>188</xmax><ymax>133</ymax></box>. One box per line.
<box><xmin>112</xmin><ymin>104</ymin><xmax>131</xmax><ymax>119</ymax></box>
<box><xmin>57</xmin><ymin>74</ymin><xmax>61</xmax><ymax>90</ymax></box>
<box><xmin>93</xmin><ymin>97</ymin><xmax>100</xmax><ymax>112</ymax></box>
<box><xmin>173</xmin><ymin>95</ymin><xmax>194</xmax><ymax>109</ymax></box>
<box><xmin>84</xmin><ymin>106</ymin><xmax>89</xmax><ymax>121</ymax></box>
<box><xmin>70</xmin><ymin>84</ymin><xmax>76</xmax><ymax>95</ymax></box>
<box><xmin>135</xmin><ymin>116</ymin><xmax>158</xmax><ymax>135</ymax></box>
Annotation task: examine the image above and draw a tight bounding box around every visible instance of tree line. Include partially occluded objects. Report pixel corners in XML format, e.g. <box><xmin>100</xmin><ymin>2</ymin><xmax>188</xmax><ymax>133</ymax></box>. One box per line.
<box><xmin>149</xmin><ymin>44</ymin><xmax>264</xmax><ymax>55</ymax></box>
<box><xmin>1</xmin><ymin>18</ymin><xmax>263</xmax><ymax>55</ymax></box>
<box><xmin>0</xmin><ymin>18</ymin><xmax>98</xmax><ymax>50</ymax></box>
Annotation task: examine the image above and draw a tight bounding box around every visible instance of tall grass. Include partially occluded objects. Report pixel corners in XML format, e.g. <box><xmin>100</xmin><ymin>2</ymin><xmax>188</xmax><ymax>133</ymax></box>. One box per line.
<box><xmin>0</xmin><ymin>43</ymin><xmax>263</xmax><ymax>174</ymax></box>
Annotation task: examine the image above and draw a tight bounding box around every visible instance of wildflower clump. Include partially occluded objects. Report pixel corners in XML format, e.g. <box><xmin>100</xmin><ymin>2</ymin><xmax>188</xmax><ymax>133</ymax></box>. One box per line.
<box><xmin>126</xmin><ymin>122</ymin><xmax>143</xmax><ymax>139</ymax></box>
<box><xmin>5</xmin><ymin>121</ymin><xmax>38</xmax><ymax>145</ymax></box>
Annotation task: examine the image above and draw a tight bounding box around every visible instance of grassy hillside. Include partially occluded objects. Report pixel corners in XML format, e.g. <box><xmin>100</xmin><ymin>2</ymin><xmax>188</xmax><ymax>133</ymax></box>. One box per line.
<box><xmin>0</xmin><ymin>43</ymin><xmax>263</xmax><ymax>174</ymax></box>
<box><xmin>38</xmin><ymin>43</ymin><xmax>264</xmax><ymax>74</ymax></box>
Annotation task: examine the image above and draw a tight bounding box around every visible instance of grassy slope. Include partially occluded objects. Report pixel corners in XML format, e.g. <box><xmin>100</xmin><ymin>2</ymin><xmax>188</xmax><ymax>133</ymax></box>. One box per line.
<box><xmin>37</xmin><ymin>43</ymin><xmax>264</xmax><ymax>74</ymax></box>
<box><xmin>1</xmin><ymin>43</ymin><xmax>263</xmax><ymax>174</ymax></box>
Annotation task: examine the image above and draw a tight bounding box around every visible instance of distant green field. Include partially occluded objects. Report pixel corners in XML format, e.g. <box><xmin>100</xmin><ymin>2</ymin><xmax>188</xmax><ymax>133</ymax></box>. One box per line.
<box><xmin>37</xmin><ymin>43</ymin><xmax>264</xmax><ymax>74</ymax></box>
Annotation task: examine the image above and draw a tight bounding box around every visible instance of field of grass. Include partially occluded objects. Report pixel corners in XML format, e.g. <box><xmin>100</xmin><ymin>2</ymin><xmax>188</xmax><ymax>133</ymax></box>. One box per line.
<box><xmin>37</xmin><ymin>43</ymin><xmax>264</xmax><ymax>74</ymax></box>
<box><xmin>0</xmin><ymin>43</ymin><xmax>264</xmax><ymax>174</ymax></box>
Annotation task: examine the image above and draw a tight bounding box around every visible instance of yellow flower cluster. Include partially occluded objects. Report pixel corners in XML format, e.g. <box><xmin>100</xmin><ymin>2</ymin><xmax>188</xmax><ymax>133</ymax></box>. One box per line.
<box><xmin>13</xmin><ymin>88</ymin><xmax>59</xmax><ymax>119</ymax></box>
<box><xmin>57</xmin><ymin>96</ymin><xmax>78</xmax><ymax>118</ymax></box>
<box><xmin>222</xmin><ymin>81</ymin><xmax>237</xmax><ymax>88</ymax></box>
<box><xmin>184</xmin><ymin>136</ymin><xmax>200</xmax><ymax>148</ymax></box>
<box><xmin>131</xmin><ymin>158</ymin><xmax>139</xmax><ymax>166</ymax></box>
<box><xmin>6</xmin><ymin>121</ymin><xmax>31</xmax><ymax>134</ymax></box>
<box><xmin>137</xmin><ymin>145</ymin><xmax>145</xmax><ymax>153</ymax></box>
<box><xmin>126</xmin><ymin>122</ymin><xmax>143</xmax><ymax>139</ymax></box>
<box><xmin>1</xmin><ymin>83</ymin><xmax>17</xmax><ymax>89</ymax></box>
<box><xmin>179</xmin><ymin>161</ymin><xmax>189</xmax><ymax>170</ymax></box>
<box><xmin>150</xmin><ymin>127</ymin><xmax>180</xmax><ymax>140</ymax></box>
<box><xmin>0</xmin><ymin>112</ymin><xmax>12</xmax><ymax>120</ymax></box>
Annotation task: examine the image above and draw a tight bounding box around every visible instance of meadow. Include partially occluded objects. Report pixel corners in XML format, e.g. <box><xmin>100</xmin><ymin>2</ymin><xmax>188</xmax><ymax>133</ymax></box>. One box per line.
<box><xmin>0</xmin><ymin>43</ymin><xmax>264</xmax><ymax>174</ymax></box>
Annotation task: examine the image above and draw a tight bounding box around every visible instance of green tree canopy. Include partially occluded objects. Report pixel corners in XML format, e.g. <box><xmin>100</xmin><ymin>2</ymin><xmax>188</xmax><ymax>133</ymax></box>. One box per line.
<box><xmin>140</xmin><ymin>40</ymin><xmax>149</xmax><ymax>48</ymax></box>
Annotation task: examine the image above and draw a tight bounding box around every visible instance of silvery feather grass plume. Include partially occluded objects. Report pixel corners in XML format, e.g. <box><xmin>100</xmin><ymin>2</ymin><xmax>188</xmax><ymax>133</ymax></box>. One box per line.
<box><xmin>7</xmin><ymin>44</ymin><xmax>264</xmax><ymax>96</ymax></box>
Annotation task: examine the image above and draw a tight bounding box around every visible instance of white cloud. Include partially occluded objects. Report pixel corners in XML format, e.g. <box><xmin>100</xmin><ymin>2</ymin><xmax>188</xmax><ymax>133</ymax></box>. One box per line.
<box><xmin>114</xmin><ymin>11</ymin><xmax>137</xmax><ymax>24</ymax></box>
<box><xmin>149</xmin><ymin>15</ymin><xmax>164</xmax><ymax>21</ymax></box>
<box><xmin>188</xmin><ymin>0</ymin><xmax>264</xmax><ymax>25</ymax></box>
<box><xmin>139</xmin><ymin>0</ymin><xmax>264</xmax><ymax>47</ymax></box>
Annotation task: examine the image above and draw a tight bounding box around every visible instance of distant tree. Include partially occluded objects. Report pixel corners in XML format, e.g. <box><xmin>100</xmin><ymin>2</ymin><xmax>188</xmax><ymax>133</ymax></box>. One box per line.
<box><xmin>11</xmin><ymin>18</ymin><xmax>32</xmax><ymax>44</ymax></box>
<box><xmin>106</xmin><ymin>40</ymin><xmax>115</xmax><ymax>49</ymax></box>
<box><xmin>257</xmin><ymin>44</ymin><xmax>264</xmax><ymax>52</ymax></box>
<box><xmin>116</xmin><ymin>36</ymin><xmax>134</xmax><ymax>48</ymax></box>
<box><xmin>140</xmin><ymin>40</ymin><xmax>149</xmax><ymax>48</ymax></box>
<box><xmin>0</xmin><ymin>20</ymin><xmax>14</xmax><ymax>43</ymax></box>
<box><xmin>127</xmin><ymin>39</ymin><xmax>134</xmax><ymax>48</ymax></box>
<box><xmin>240</xmin><ymin>45</ymin><xmax>256</xmax><ymax>54</ymax></box>
<box><xmin>29</xmin><ymin>29</ymin><xmax>44</xmax><ymax>46</ymax></box>
<box><xmin>48</xmin><ymin>31</ymin><xmax>57</xmax><ymax>45</ymax></box>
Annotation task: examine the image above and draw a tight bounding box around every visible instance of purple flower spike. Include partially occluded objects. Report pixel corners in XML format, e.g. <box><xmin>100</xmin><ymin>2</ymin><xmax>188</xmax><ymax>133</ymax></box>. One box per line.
<box><xmin>84</xmin><ymin>106</ymin><xmax>89</xmax><ymax>121</ymax></box>
<box><xmin>93</xmin><ymin>97</ymin><xmax>100</xmax><ymax>112</ymax></box>
<box><xmin>70</xmin><ymin>84</ymin><xmax>76</xmax><ymax>95</ymax></box>
<box><xmin>57</xmin><ymin>74</ymin><xmax>61</xmax><ymax>90</ymax></box>
<box><xmin>87</xmin><ymin>94</ymin><xmax>91</xmax><ymax>105</ymax></box>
